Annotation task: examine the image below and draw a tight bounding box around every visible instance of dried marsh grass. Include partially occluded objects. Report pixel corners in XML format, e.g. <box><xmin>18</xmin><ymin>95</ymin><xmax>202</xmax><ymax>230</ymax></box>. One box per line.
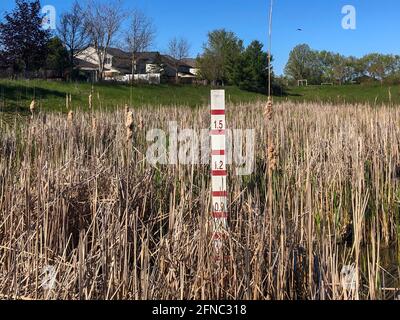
<box><xmin>0</xmin><ymin>102</ymin><xmax>399</xmax><ymax>300</ymax></box>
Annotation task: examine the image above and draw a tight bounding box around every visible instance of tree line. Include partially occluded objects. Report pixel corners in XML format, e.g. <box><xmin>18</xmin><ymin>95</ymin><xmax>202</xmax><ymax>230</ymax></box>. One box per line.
<box><xmin>0</xmin><ymin>0</ymin><xmax>189</xmax><ymax>82</ymax></box>
<box><xmin>197</xmin><ymin>29</ymin><xmax>272</xmax><ymax>93</ymax></box>
<box><xmin>9</xmin><ymin>1</ymin><xmax>398</xmax><ymax>92</ymax></box>
<box><xmin>285</xmin><ymin>44</ymin><xmax>400</xmax><ymax>85</ymax></box>
<box><xmin>0</xmin><ymin>0</ymin><xmax>272</xmax><ymax>92</ymax></box>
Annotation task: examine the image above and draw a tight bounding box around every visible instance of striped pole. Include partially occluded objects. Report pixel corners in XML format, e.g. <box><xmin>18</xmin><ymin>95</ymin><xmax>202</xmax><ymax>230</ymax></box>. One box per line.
<box><xmin>210</xmin><ymin>90</ymin><xmax>228</xmax><ymax>259</ymax></box>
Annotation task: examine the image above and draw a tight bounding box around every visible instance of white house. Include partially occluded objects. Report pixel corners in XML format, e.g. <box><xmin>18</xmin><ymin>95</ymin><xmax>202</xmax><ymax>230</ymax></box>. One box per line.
<box><xmin>75</xmin><ymin>46</ymin><xmax>198</xmax><ymax>84</ymax></box>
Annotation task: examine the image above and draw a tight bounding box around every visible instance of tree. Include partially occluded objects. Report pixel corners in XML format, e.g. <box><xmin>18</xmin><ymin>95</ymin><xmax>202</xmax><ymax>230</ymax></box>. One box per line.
<box><xmin>284</xmin><ymin>44</ymin><xmax>322</xmax><ymax>84</ymax></box>
<box><xmin>84</xmin><ymin>0</ymin><xmax>126</xmax><ymax>80</ymax></box>
<box><xmin>126</xmin><ymin>9</ymin><xmax>156</xmax><ymax>83</ymax></box>
<box><xmin>167</xmin><ymin>37</ymin><xmax>190</xmax><ymax>83</ymax></box>
<box><xmin>317</xmin><ymin>51</ymin><xmax>354</xmax><ymax>84</ymax></box>
<box><xmin>45</xmin><ymin>37</ymin><xmax>70</xmax><ymax>78</ymax></box>
<box><xmin>238</xmin><ymin>40</ymin><xmax>269</xmax><ymax>93</ymax></box>
<box><xmin>284</xmin><ymin>44</ymin><xmax>400</xmax><ymax>86</ymax></box>
<box><xmin>0</xmin><ymin>0</ymin><xmax>51</xmax><ymax>77</ymax></box>
<box><xmin>385</xmin><ymin>55</ymin><xmax>400</xmax><ymax>84</ymax></box>
<box><xmin>58</xmin><ymin>1</ymin><xmax>89</xmax><ymax>80</ymax></box>
<box><xmin>196</xmin><ymin>53</ymin><xmax>219</xmax><ymax>84</ymax></box>
<box><xmin>361</xmin><ymin>53</ymin><xmax>392</xmax><ymax>83</ymax></box>
<box><xmin>197</xmin><ymin>29</ymin><xmax>243</xmax><ymax>86</ymax></box>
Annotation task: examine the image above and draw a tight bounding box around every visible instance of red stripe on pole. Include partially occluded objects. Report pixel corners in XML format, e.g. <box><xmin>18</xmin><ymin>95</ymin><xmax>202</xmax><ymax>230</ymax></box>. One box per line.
<box><xmin>212</xmin><ymin>211</ymin><xmax>228</xmax><ymax>218</ymax></box>
<box><xmin>211</xmin><ymin>110</ymin><xmax>225</xmax><ymax>115</ymax></box>
<box><xmin>212</xmin><ymin>231</ymin><xmax>228</xmax><ymax>240</ymax></box>
<box><xmin>212</xmin><ymin>191</ymin><xmax>227</xmax><ymax>197</ymax></box>
<box><xmin>212</xmin><ymin>170</ymin><xmax>227</xmax><ymax>176</ymax></box>
<box><xmin>211</xmin><ymin>150</ymin><xmax>225</xmax><ymax>155</ymax></box>
<box><xmin>210</xmin><ymin>130</ymin><xmax>225</xmax><ymax>135</ymax></box>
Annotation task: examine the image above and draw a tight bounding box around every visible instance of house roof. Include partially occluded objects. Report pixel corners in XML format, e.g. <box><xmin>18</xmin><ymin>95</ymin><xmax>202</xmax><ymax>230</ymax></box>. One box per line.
<box><xmin>112</xmin><ymin>57</ymin><xmax>132</xmax><ymax>74</ymax></box>
<box><xmin>162</xmin><ymin>55</ymin><xmax>192</xmax><ymax>68</ymax></box>
<box><xmin>74</xmin><ymin>58</ymin><xmax>99</xmax><ymax>70</ymax></box>
<box><xmin>77</xmin><ymin>46</ymin><xmax>197</xmax><ymax>75</ymax></box>
<box><xmin>106</xmin><ymin>47</ymin><xmax>131</xmax><ymax>59</ymax></box>
<box><xmin>136</xmin><ymin>52</ymin><xmax>160</xmax><ymax>60</ymax></box>
<box><xmin>181</xmin><ymin>58</ymin><xmax>197</xmax><ymax>68</ymax></box>
<box><xmin>110</xmin><ymin>52</ymin><xmax>164</xmax><ymax>74</ymax></box>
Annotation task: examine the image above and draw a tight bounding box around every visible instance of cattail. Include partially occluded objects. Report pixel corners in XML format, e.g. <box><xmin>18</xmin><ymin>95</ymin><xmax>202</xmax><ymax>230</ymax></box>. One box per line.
<box><xmin>264</xmin><ymin>97</ymin><xmax>273</xmax><ymax>121</ymax></box>
<box><xmin>67</xmin><ymin>110</ymin><xmax>74</xmax><ymax>125</ymax></box>
<box><xmin>265</xmin><ymin>97</ymin><xmax>277</xmax><ymax>171</ymax></box>
<box><xmin>92</xmin><ymin>117</ymin><xmax>97</xmax><ymax>131</ymax></box>
<box><xmin>30</xmin><ymin>99</ymin><xmax>36</xmax><ymax>118</ymax></box>
<box><xmin>125</xmin><ymin>108</ymin><xmax>134</xmax><ymax>142</ymax></box>
<box><xmin>89</xmin><ymin>93</ymin><xmax>92</xmax><ymax>110</ymax></box>
<box><xmin>138</xmin><ymin>114</ymin><xmax>143</xmax><ymax>130</ymax></box>
<box><xmin>268</xmin><ymin>140</ymin><xmax>277</xmax><ymax>171</ymax></box>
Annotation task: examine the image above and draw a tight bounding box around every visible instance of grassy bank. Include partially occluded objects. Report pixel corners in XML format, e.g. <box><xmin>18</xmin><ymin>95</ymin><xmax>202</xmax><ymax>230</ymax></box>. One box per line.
<box><xmin>284</xmin><ymin>83</ymin><xmax>400</xmax><ymax>105</ymax></box>
<box><xmin>0</xmin><ymin>79</ymin><xmax>266</xmax><ymax>112</ymax></box>
<box><xmin>1</xmin><ymin>80</ymin><xmax>399</xmax><ymax>114</ymax></box>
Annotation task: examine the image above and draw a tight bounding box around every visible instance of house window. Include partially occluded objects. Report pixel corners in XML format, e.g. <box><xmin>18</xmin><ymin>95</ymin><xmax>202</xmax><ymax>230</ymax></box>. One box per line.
<box><xmin>105</xmin><ymin>57</ymin><xmax>112</xmax><ymax>65</ymax></box>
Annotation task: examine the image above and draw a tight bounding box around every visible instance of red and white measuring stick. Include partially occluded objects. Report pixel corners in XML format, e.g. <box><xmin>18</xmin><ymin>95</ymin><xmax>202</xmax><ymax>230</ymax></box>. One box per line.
<box><xmin>210</xmin><ymin>90</ymin><xmax>228</xmax><ymax>256</ymax></box>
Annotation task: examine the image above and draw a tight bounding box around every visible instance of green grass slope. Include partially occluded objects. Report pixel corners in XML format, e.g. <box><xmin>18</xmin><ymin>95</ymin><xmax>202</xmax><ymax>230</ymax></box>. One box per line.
<box><xmin>1</xmin><ymin>80</ymin><xmax>399</xmax><ymax>114</ymax></box>
<box><xmin>0</xmin><ymin>80</ymin><xmax>265</xmax><ymax>112</ymax></box>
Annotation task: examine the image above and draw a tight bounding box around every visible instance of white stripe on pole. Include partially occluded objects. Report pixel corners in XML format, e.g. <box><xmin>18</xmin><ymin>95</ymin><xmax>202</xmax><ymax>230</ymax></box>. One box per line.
<box><xmin>210</xmin><ymin>90</ymin><xmax>228</xmax><ymax>257</ymax></box>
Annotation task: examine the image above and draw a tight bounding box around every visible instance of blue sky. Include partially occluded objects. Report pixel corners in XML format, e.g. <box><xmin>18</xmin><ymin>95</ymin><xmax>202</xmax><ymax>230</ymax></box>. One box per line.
<box><xmin>1</xmin><ymin>0</ymin><xmax>399</xmax><ymax>75</ymax></box>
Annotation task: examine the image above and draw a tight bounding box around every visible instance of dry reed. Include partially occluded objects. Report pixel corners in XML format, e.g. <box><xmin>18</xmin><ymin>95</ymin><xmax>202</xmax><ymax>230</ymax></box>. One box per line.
<box><xmin>29</xmin><ymin>99</ymin><xmax>35</xmax><ymax>118</ymax></box>
<box><xmin>0</xmin><ymin>101</ymin><xmax>399</xmax><ymax>300</ymax></box>
<box><xmin>125</xmin><ymin>107</ymin><xmax>134</xmax><ymax>142</ymax></box>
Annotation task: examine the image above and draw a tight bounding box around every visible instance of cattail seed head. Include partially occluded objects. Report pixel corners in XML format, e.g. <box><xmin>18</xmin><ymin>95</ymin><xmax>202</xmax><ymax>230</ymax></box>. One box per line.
<box><xmin>67</xmin><ymin>110</ymin><xmax>74</xmax><ymax>125</ymax></box>
<box><xmin>264</xmin><ymin>97</ymin><xmax>273</xmax><ymax>121</ymax></box>
<box><xmin>125</xmin><ymin>109</ymin><xmax>134</xmax><ymax>142</ymax></box>
<box><xmin>268</xmin><ymin>141</ymin><xmax>277</xmax><ymax>171</ymax></box>
<box><xmin>92</xmin><ymin>117</ymin><xmax>97</xmax><ymax>131</ymax></box>
<box><xmin>89</xmin><ymin>93</ymin><xmax>92</xmax><ymax>109</ymax></box>
<box><xmin>126</xmin><ymin>111</ymin><xmax>134</xmax><ymax>129</ymax></box>
<box><xmin>30</xmin><ymin>99</ymin><xmax>36</xmax><ymax>116</ymax></box>
<box><xmin>138</xmin><ymin>115</ymin><xmax>143</xmax><ymax>130</ymax></box>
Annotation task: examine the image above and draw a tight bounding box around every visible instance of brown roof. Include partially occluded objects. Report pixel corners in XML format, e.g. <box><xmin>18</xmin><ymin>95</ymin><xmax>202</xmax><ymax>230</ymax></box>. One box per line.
<box><xmin>74</xmin><ymin>58</ymin><xmax>98</xmax><ymax>70</ymax></box>
<box><xmin>76</xmin><ymin>47</ymin><xmax>198</xmax><ymax>75</ymax></box>
<box><xmin>106</xmin><ymin>47</ymin><xmax>131</xmax><ymax>59</ymax></box>
<box><xmin>181</xmin><ymin>58</ymin><xmax>197</xmax><ymax>68</ymax></box>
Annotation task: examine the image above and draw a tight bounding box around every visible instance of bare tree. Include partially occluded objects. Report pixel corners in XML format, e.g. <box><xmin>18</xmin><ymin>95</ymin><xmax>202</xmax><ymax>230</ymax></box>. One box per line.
<box><xmin>167</xmin><ymin>37</ymin><xmax>190</xmax><ymax>83</ymax></box>
<box><xmin>84</xmin><ymin>0</ymin><xmax>126</xmax><ymax>80</ymax></box>
<box><xmin>126</xmin><ymin>9</ymin><xmax>156</xmax><ymax>83</ymax></box>
<box><xmin>58</xmin><ymin>1</ymin><xmax>89</xmax><ymax>80</ymax></box>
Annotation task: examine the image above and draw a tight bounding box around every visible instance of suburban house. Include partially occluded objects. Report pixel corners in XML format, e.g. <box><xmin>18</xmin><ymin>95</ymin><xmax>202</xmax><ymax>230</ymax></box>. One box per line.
<box><xmin>75</xmin><ymin>46</ymin><xmax>199</xmax><ymax>84</ymax></box>
<box><xmin>181</xmin><ymin>58</ymin><xmax>199</xmax><ymax>76</ymax></box>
